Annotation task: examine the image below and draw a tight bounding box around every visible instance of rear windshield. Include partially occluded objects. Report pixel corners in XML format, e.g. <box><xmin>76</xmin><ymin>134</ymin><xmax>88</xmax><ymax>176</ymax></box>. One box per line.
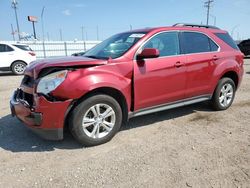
<box><xmin>13</xmin><ymin>45</ymin><xmax>33</xmax><ymax>51</ymax></box>
<box><xmin>215</xmin><ymin>33</ymin><xmax>239</xmax><ymax>50</ymax></box>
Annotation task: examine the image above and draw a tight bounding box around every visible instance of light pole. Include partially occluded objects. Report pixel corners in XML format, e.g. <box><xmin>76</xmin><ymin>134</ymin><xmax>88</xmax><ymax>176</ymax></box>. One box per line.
<box><xmin>11</xmin><ymin>0</ymin><xmax>21</xmax><ymax>41</ymax></box>
<box><xmin>41</xmin><ymin>6</ymin><xmax>45</xmax><ymax>41</ymax></box>
<box><xmin>41</xmin><ymin>6</ymin><xmax>46</xmax><ymax>58</ymax></box>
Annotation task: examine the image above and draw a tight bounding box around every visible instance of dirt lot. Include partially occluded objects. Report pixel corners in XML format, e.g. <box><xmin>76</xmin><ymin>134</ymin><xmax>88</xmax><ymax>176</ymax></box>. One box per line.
<box><xmin>0</xmin><ymin>59</ymin><xmax>250</xmax><ymax>188</ymax></box>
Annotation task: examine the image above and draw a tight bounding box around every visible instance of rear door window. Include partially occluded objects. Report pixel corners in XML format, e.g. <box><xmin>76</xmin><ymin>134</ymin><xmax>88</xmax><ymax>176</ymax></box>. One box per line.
<box><xmin>215</xmin><ymin>33</ymin><xmax>239</xmax><ymax>50</ymax></box>
<box><xmin>0</xmin><ymin>44</ymin><xmax>5</xmax><ymax>52</ymax></box>
<box><xmin>180</xmin><ymin>32</ymin><xmax>218</xmax><ymax>54</ymax></box>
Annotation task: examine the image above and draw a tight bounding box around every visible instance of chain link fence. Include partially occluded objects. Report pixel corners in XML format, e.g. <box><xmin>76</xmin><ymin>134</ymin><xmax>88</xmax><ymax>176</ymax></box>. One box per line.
<box><xmin>1</xmin><ymin>41</ymin><xmax>101</xmax><ymax>59</ymax></box>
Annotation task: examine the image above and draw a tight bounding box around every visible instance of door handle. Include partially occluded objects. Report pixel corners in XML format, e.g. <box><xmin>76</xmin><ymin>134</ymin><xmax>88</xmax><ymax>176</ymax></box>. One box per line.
<box><xmin>175</xmin><ymin>61</ymin><xmax>184</xmax><ymax>68</ymax></box>
<box><xmin>212</xmin><ymin>55</ymin><xmax>219</xmax><ymax>61</ymax></box>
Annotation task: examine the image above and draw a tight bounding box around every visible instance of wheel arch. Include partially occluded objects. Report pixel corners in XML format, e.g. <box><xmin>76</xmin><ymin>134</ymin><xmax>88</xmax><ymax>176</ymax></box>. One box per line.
<box><xmin>220</xmin><ymin>71</ymin><xmax>239</xmax><ymax>89</ymax></box>
<box><xmin>64</xmin><ymin>87</ymin><xmax>129</xmax><ymax>130</ymax></box>
<box><xmin>10</xmin><ymin>60</ymin><xmax>27</xmax><ymax>67</ymax></box>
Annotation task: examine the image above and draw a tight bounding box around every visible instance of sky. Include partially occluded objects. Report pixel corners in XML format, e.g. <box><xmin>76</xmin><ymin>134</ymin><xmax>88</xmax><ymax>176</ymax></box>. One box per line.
<box><xmin>0</xmin><ymin>0</ymin><xmax>250</xmax><ymax>41</ymax></box>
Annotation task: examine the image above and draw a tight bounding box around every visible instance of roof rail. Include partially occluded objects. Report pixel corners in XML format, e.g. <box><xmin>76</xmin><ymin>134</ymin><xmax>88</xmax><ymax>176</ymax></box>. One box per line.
<box><xmin>173</xmin><ymin>23</ymin><xmax>220</xmax><ymax>30</ymax></box>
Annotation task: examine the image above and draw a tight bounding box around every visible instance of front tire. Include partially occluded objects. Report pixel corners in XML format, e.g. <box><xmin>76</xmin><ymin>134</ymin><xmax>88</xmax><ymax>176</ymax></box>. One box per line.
<box><xmin>211</xmin><ymin>77</ymin><xmax>236</xmax><ymax>111</ymax></box>
<box><xmin>11</xmin><ymin>61</ymin><xmax>27</xmax><ymax>75</ymax></box>
<box><xmin>69</xmin><ymin>94</ymin><xmax>123</xmax><ymax>146</ymax></box>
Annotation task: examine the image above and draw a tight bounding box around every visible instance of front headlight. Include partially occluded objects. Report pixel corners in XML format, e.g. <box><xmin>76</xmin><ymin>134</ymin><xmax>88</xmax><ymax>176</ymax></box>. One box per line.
<box><xmin>37</xmin><ymin>70</ymin><xmax>68</xmax><ymax>94</ymax></box>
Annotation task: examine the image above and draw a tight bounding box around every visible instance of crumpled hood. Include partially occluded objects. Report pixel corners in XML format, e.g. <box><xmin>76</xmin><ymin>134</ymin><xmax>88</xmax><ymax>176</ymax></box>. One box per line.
<box><xmin>25</xmin><ymin>56</ymin><xmax>107</xmax><ymax>77</ymax></box>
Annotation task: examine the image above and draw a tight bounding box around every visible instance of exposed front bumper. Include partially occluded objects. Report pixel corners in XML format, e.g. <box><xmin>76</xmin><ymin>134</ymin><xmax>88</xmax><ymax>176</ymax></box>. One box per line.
<box><xmin>10</xmin><ymin>89</ymin><xmax>72</xmax><ymax>140</ymax></box>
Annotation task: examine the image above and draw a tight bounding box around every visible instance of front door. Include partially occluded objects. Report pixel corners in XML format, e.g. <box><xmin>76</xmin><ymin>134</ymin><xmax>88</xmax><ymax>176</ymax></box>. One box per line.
<box><xmin>133</xmin><ymin>31</ymin><xmax>187</xmax><ymax>111</ymax></box>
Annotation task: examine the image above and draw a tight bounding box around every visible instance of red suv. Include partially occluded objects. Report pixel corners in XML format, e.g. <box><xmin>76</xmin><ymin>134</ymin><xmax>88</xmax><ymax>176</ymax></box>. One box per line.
<box><xmin>10</xmin><ymin>24</ymin><xmax>244</xmax><ymax>146</ymax></box>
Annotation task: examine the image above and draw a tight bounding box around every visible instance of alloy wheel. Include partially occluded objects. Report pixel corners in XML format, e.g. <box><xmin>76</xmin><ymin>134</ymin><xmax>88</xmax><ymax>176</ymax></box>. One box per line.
<box><xmin>82</xmin><ymin>103</ymin><xmax>116</xmax><ymax>139</ymax></box>
<box><xmin>219</xmin><ymin>83</ymin><xmax>234</xmax><ymax>107</ymax></box>
<box><xmin>14</xmin><ymin>63</ymin><xmax>26</xmax><ymax>74</ymax></box>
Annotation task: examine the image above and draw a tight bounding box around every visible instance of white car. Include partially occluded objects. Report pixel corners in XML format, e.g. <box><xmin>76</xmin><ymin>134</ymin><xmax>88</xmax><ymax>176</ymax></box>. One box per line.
<box><xmin>0</xmin><ymin>43</ymin><xmax>36</xmax><ymax>75</ymax></box>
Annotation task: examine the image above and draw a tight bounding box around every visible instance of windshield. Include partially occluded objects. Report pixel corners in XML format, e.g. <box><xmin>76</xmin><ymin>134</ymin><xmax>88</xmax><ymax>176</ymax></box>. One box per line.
<box><xmin>84</xmin><ymin>32</ymin><xmax>147</xmax><ymax>59</ymax></box>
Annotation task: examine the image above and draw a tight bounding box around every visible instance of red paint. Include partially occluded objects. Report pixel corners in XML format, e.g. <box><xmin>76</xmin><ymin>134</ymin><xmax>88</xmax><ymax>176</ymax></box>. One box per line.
<box><xmin>11</xmin><ymin>25</ymin><xmax>244</xmax><ymax>138</ymax></box>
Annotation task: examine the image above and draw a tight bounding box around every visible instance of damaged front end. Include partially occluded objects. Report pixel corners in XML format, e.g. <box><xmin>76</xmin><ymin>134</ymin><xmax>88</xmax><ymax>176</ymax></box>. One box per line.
<box><xmin>10</xmin><ymin>56</ymin><xmax>110</xmax><ymax>140</ymax></box>
<box><xmin>10</xmin><ymin>69</ymin><xmax>73</xmax><ymax>140</ymax></box>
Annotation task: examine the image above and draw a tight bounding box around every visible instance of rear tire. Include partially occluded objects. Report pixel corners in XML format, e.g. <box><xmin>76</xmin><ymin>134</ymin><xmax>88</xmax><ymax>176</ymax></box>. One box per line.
<box><xmin>11</xmin><ymin>61</ymin><xmax>26</xmax><ymax>75</ymax></box>
<box><xmin>69</xmin><ymin>94</ymin><xmax>123</xmax><ymax>147</ymax></box>
<box><xmin>211</xmin><ymin>78</ymin><xmax>236</xmax><ymax>111</ymax></box>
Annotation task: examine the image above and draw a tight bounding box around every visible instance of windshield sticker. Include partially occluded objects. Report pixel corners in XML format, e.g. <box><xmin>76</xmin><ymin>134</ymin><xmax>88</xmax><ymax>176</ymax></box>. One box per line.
<box><xmin>129</xmin><ymin>33</ymin><xmax>145</xmax><ymax>38</ymax></box>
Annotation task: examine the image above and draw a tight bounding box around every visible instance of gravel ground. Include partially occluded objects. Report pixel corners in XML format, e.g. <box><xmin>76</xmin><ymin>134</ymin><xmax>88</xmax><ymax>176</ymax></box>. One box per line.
<box><xmin>0</xmin><ymin>59</ymin><xmax>250</xmax><ymax>188</ymax></box>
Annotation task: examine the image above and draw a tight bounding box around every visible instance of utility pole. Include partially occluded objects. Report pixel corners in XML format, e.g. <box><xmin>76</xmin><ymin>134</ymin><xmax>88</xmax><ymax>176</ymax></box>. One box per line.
<box><xmin>85</xmin><ymin>31</ymin><xmax>88</xmax><ymax>41</ymax></box>
<box><xmin>81</xmin><ymin>26</ymin><xmax>85</xmax><ymax>41</ymax></box>
<box><xmin>204</xmin><ymin>0</ymin><xmax>214</xmax><ymax>25</ymax></box>
<box><xmin>11</xmin><ymin>0</ymin><xmax>21</xmax><ymax>41</ymax></box>
<box><xmin>59</xmin><ymin>29</ymin><xmax>63</xmax><ymax>41</ymax></box>
<box><xmin>47</xmin><ymin>32</ymin><xmax>50</xmax><ymax>41</ymax></box>
<box><xmin>11</xmin><ymin>24</ymin><xmax>15</xmax><ymax>41</ymax></box>
<box><xmin>81</xmin><ymin>26</ymin><xmax>87</xmax><ymax>51</ymax></box>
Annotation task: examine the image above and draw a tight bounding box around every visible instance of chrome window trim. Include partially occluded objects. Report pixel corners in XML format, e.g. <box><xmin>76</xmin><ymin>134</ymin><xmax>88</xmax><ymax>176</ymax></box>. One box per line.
<box><xmin>133</xmin><ymin>30</ymin><xmax>221</xmax><ymax>60</ymax></box>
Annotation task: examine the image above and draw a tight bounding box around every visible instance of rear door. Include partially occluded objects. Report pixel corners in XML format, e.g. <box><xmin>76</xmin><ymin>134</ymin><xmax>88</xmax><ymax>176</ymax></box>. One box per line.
<box><xmin>0</xmin><ymin>44</ymin><xmax>15</xmax><ymax>68</ymax></box>
<box><xmin>133</xmin><ymin>31</ymin><xmax>187</xmax><ymax>110</ymax></box>
<box><xmin>179</xmin><ymin>31</ymin><xmax>220</xmax><ymax>98</ymax></box>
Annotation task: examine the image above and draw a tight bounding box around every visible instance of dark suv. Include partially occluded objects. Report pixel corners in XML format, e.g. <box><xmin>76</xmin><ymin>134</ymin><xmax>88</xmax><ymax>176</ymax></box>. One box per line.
<box><xmin>10</xmin><ymin>24</ymin><xmax>244</xmax><ymax>146</ymax></box>
<box><xmin>238</xmin><ymin>39</ymin><xmax>250</xmax><ymax>56</ymax></box>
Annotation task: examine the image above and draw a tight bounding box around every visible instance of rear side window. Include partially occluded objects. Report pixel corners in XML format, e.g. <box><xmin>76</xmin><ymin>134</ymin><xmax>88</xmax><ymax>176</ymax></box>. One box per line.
<box><xmin>13</xmin><ymin>45</ymin><xmax>33</xmax><ymax>51</ymax></box>
<box><xmin>0</xmin><ymin>44</ymin><xmax>14</xmax><ymax>52</ymax></box>
<box><xmin>180</xmin><ymin>32</ymin><xmax>219</xmax><ymax>54</ymax></box>
<box><xmin>209</xmin><ymin>39</ymin><xmax>219</xmax><ymax>51</ymax></box>
<box><xmin>215</xmin><ymin>33</ymin><xmax>239</xmax><ymax>50</ymax></box>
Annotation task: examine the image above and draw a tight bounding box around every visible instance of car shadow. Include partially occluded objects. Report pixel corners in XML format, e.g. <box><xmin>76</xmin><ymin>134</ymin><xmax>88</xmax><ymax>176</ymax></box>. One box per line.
<box><xmin>0</xmin><ymin>71</ymin><xmax>19</xmax><ymax>77</ymax></box>
<box><xmin>0</xmin><ymin>102</ymin><xmax>212</xmax><ymax>153</ymax></box>
<box><xmin>0</xmin><ymin>114</ymin><xmax>82</xmax><ymax>152</ymax></box>
<box><xmin>122</xmin><ymin>101</ymin><xmax>212</xmax><ymax>131</ymax></box>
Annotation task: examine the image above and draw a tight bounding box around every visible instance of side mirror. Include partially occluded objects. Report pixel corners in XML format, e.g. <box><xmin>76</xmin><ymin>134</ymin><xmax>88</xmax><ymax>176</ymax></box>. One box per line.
<box><xmin>137</xmin><ymin>48</ymin><xmax>160</xmax><ymax>59</ymax></box>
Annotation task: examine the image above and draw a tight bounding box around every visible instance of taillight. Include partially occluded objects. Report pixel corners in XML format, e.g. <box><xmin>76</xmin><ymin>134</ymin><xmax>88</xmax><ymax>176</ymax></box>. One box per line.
<box><xmin>29</xmin><ymin>52</ymin><xmax>36</xmax><ymax>56</ymax></box>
